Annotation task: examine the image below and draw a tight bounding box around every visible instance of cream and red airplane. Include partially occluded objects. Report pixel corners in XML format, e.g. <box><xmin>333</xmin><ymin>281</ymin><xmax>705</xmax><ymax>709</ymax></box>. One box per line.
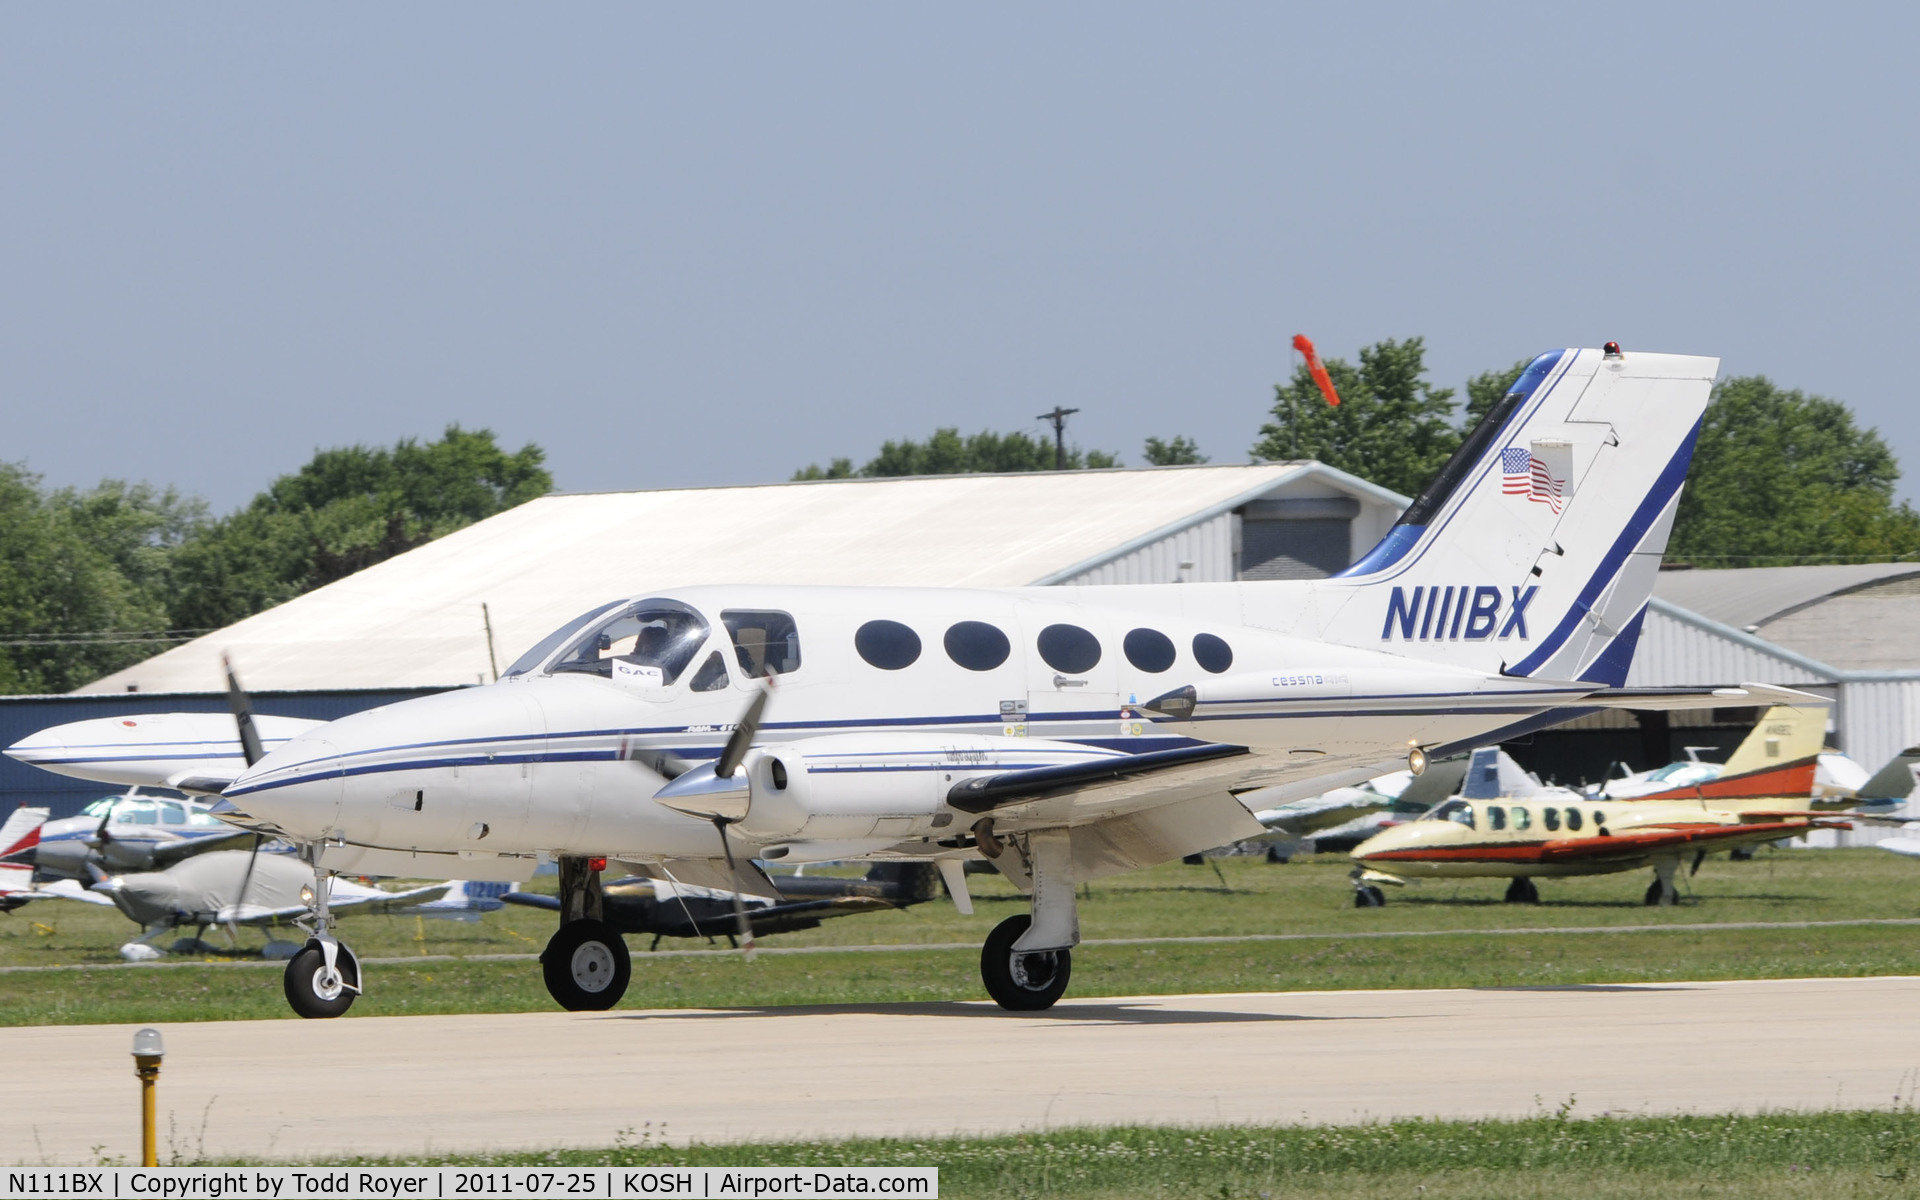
<box><xmin>1347</xmin><ymin>705</ymin><xmax>1878</xmax><ymax>905</ymax></box>
<box><xmin>9</xmin><ymin>347</ymin><xmax>1811</xmax><ymax>1017</ymax></box>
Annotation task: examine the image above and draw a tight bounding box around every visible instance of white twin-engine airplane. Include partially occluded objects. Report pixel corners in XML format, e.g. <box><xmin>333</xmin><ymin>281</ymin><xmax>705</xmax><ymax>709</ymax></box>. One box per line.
<box><xmin>9</xmin><ymin>347</ymin><xmax>1810</xmax><ymax>1018</ymax></box>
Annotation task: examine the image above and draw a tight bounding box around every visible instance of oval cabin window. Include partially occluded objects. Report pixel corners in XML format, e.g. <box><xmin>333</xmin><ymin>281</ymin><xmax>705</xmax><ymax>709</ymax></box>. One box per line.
<box><xmin>1123</xmin><ymin>628</ymin><xmax>1176</xmax><ymax>673</ymax></box>
<box><xmin>944</xmin><ymin>621</ymin><xmax>1012</xmax><ymax>672</ymax></box>
<box><xmin>1192</xmin><ymin>633</ymin><xmax>1234</xmax><ymax>674</ymax></box>
<box><xmin>854</xmin><ymin>620</ymin><xmax>922</xmax><ymax>670</ymax></box>
<box><xmin>1037</xmin><ymin>624</ymin><xmax>1102</xmax><ymax>675</ymax></box>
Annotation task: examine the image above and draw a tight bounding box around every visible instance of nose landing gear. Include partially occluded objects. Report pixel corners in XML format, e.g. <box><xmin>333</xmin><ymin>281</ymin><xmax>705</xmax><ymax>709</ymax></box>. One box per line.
<box><xmin>540</xmin><ymin>854</ymin><xmax>633</xmax><ymax>1011</ymax></box>
<box><xmin>284</xmin><ymin>842</ymin><xmax>361</xmax><ymax>1019</ymax></box>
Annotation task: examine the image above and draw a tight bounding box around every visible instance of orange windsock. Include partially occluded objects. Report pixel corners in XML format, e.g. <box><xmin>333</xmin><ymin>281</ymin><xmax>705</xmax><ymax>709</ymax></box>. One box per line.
<box><xmin>1292</xmin><ymin>334</ymin><xmax>1341</xmax><ymax>407</ymax></box>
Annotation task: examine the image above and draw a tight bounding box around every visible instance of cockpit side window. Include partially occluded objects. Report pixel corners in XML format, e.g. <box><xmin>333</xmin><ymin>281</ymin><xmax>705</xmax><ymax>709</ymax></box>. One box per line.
<box><xmin>1429</xmin><ymin>799</ymin><xmax>1475</xmax><ymax>829</ymax></box>
<box><xmin>723</xmin><ymin>610</ymin><xmax>802</xmax><ymax>676</ymax></box>
<box><xmin>504</xmin><ymin>600</ymin><xmax>626</xmax><ymax>678</ymax></box>
<box><xmin>120</xmin><ymin>801</ymin><xmax>159</xmax><ymax>825</ymax></box>
<box><xmin>551</xmin><ymin>600</ymin><xmax>712</xmax><ymax>685</ymax></box>
<box><xmin>1487</xmin><ymin>805</ymin><xmax>1507</xmax><ymax>831</ymax></box>
<box><xmin>158</xmin><ymin>801</ymin><xmax>186</xmax><ymax>826</ymax></box>
<box><xmin>689</xmin><ymin>651</ymin><xmax>730</xmax><ymax>693</ymax></box>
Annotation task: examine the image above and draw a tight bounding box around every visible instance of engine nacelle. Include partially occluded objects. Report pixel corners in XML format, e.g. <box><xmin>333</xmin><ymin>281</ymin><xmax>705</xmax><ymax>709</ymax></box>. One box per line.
<box><xmin>651</xmin><ymin>732</ymin><xmax>1110</xmax><ymax>842</ymax></box>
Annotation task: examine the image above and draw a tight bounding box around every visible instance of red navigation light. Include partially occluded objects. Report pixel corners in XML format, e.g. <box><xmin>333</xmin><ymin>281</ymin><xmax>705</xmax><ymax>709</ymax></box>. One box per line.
<box><xmin>588</xmin><ymin>857</ymin><xmax>607</xmax><ymax>872</ymax></box>
<box><xmin>1603</xmin><ymin>341</ymin><xmax>1623</xmax><ymax>358</ymax></box>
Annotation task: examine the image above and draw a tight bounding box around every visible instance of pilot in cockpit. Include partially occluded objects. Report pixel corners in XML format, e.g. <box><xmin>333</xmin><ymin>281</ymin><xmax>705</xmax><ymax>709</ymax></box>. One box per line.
<box><xmin>628</xmin><ymin>623</ymin><xmax>671</xmax><ymax>667</ymax></box>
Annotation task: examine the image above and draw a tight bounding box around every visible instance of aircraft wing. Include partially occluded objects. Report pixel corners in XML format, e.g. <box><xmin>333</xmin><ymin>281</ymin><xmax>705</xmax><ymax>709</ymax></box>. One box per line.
<box><xmin>230</xmin><ymin>880</ymin><xmax>456</xmax><ymax>925</ymax></box>
<box><xmin>1552</xmin><ymin>683</ymin><xmax>1832</xmax><ymax>711</ymax></box>
<box><xmin>11</xmin><ymin>878</ymin><xmax>117</xmax><ymax>907</ymax></box>
<box><xmin>1536</xmin><ymin>819</ymin><xmax>1846</xmax><ymax>863</ymax></box>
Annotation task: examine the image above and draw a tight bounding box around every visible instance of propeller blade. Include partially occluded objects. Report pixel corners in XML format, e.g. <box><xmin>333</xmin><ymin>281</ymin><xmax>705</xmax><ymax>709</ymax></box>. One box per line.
<box><xmin>714</xmin><ymin>678</ymin><xmax>773</xmax><ymax>780</ymax></box>
<box><xmin>712</xmin><ymin>817</ymin><xmax>757</xmax><ymax>960</ymax></box>
<box><xmin>223</xmin><ymin>652</ymin><xmax>265</xmax><ymax>768</ymax></box>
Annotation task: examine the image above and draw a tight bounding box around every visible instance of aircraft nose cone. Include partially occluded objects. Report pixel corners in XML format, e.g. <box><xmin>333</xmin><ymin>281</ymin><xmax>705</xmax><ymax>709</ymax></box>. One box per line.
<box><xmin>4</xmin><ymin>727</ymin><xmax>65</xmax><ymax>766</ymax></box>
<box><xmin>225</xmin><ymin>737</ymin><xmax>346</xmax><ymax>840</ymax></box>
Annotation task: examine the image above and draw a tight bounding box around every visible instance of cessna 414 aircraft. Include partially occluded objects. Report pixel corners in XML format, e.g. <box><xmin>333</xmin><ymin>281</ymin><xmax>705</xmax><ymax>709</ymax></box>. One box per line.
<box><xmin>8</xmin><ymin>347</ymin><xmax>1808</xmax><ymax>1017</ymax></box>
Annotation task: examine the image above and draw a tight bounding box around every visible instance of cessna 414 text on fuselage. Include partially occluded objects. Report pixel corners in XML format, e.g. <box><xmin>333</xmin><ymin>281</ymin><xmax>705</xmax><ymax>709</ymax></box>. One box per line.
<box><xmin>10</xmin><ymin>348</ymin><xmax>1801</xmax><ymax>1017</ymax></box>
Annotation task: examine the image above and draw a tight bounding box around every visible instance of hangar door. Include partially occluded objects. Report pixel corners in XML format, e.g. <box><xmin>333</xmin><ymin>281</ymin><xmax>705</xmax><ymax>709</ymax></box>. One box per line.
<box><xmin>1237</xmin><ymin>497</ymin><xmax>1359</xmax><ymax>580</ymax></box>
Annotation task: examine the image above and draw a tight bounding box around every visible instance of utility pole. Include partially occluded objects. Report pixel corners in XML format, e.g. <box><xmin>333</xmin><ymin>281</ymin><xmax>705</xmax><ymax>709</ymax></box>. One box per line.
<box><xmin>1036</xmin><ymin>406</ymin><xmax>1080</xmax><ymax>470</ymax></box>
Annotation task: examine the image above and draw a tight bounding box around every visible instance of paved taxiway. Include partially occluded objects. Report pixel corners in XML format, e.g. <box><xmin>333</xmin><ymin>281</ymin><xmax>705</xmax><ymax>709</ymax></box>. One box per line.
<box><xmin>11</xmin><ymin>976</ymin><xmax>1919</xmax><ymax>1163</ymax></box>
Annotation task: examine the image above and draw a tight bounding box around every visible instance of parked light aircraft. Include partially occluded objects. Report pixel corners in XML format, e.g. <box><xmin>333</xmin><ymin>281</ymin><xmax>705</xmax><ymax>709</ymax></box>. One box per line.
<box><xmin>12</xmin><ymin>348</ymin><xmax>1806</xmax><ymax>1017</ymax></box>
<box><xmin>1346</xmin><ymin>706</ymin><xmax>1893</xmax><ymax>904</ymax></box>
<box><xmin>3</xmin><ymin>787</ymin><xmax>268</xmax><ymax>880</ymax></box>
<box><xmin>69</xmin><ymin>849</ymin><xmax>457</xmax><ymax>962</ymax></box>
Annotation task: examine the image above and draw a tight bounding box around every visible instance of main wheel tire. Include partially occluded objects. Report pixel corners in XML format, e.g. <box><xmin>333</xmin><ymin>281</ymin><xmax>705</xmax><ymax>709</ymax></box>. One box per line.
<box><xmin>1644</xmin><ymin>879</ymin><xmax>1673</xmax><ymax>906</ymax></box>
<box><xmin>980</xmin><ymin>914</ymin><xmax>1071</xmax><ymax>1011</ymax></box>
<box><xmin>284</xmin><ymin>940</ymin><xmax>359</xmax><ymax>1019</ymax></box>
<box><xmin>1353</xmin><ymin>885</ymin><xmax>1386</xmax><ymax>908</ymax></box>
<box><xmin>541</xmin><ymin>918</ymin><xmax>631</xmax><ymax>1011</ymax></box>
<box><xmin>1505</xmin><ymin>877</ymin><xmax>1539</xmax><ymax>905</ymax></box>
<box><xmin>1266</xmin><ymin>845</ymin><xmax>1290</xmax><ymax>864</ymax></box>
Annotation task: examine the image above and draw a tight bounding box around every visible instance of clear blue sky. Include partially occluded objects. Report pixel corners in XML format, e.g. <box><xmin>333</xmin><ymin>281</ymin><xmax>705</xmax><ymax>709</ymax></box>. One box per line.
<box><xmin>4</xmin><ymin>4</ymin><xmax>1916</xmax><ymax>511</ymax></box>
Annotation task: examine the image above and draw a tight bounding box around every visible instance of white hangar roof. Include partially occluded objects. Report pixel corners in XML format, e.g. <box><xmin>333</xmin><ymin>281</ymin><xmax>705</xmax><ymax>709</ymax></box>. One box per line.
<box><xmin>84</xmin><ymin>462</ymin><xmax>1405</xmax><ymax>695</ymax></box>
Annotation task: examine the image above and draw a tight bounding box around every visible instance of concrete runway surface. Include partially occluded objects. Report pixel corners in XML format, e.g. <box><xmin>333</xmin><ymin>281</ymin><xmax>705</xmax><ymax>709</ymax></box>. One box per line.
<box><xmin>9</xmin><ymin>976</ymin><xmax>1920</xmax><ymax>1164</ymax></box>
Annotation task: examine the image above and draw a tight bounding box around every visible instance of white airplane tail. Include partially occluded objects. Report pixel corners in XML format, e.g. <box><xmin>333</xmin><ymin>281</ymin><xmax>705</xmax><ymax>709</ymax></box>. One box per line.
<box><xmin>1316</xmin><ymin>348</ymin><xmax>1718</xmax><ymax>686</ymax></box>
<box><xmin>0</xmin><ymin>806</ymin><xmax>49</xmax><ymax>895</ymax></box>
<box><xmin>1458</xmin><ymin>747</ymin><xmax>1551</xmax><ymax>800</ymax></box>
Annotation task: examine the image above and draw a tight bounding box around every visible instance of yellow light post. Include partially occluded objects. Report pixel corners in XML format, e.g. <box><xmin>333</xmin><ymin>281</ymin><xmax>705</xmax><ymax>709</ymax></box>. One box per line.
<box><xmin>131</xmin><ymin>1027</ymin><xmax>164</xmax><ymax>1167</ymax></box>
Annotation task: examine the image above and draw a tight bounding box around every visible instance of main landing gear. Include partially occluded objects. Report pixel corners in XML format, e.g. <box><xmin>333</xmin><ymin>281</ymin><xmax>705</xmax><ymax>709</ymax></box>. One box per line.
<box><xmin>974</xmin><ymin>821</ymin><xmax>1076</xmax><ymax>1011</ymax></box>
<box><xmin>540</xmin><ymin>855</ymin><xmax>631</xmax><ymax>1011</ymax></box>
<box><xmin>1644</xmin><ymin>855</ymin><xmax>1681</xmax><ymax>906</ymax></box>
<box><xmin>1504</xmin><ymin>877</ymin><xmax>1540</xmax><ymax>905</ymax></box>
<box><xmin>284</xmin><ymin>842</ymin><xmax>361</xmax><ymax>1019</ymax></box>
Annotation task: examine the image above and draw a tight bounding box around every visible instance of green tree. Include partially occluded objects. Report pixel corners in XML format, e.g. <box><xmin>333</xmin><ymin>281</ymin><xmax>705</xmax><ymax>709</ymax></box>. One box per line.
<box><xmin>0</xmin><ymin>466</ymin><xmax>194</xmax><ymax>693</ymax></box>
<box><xmin>1462</xmin><ymin>359</ymin><xmax>1532</xmax><ymax>427</ymax></box>
<box><xmin>1669</xmin><ymin>376</ymin><xmax>1920</xmax><ymax>565</ymax></box>
<box><xmin>1251</xmin><ymin>337</ymin><xmax>1460</xmax><ymax>497</ymax></box>
<box><xmin>794</xmin><ymin>428</ymin><xmax>1119</xmax><ymax>479</ymax></box>
<box><xmin>170</xmin><ymin>425</ymin><xmax>551</xmax><ymax>629</ymax></box>
<box><xmin>1142</xmin><ymin>435</ymin><xmax>1208</xmax><ymax>466</ymax></box>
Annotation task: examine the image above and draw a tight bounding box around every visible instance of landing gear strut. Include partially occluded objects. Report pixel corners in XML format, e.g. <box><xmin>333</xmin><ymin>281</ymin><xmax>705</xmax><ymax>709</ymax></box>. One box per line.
<box><xmin>1504</xmin><ymin>877</ymin><xmax>1540</xmax><ymax>905</ymax></box>
<box><xmin>284</xmin><ymin>841</ymin><xmax>361</xmax><ymax>1019</ymax></box>
<box><xmin>977</xmin><ymin>826</ymin><xmax>1077</xmax><ymax>1011</ymax></box>
<box><xmin>541</xmin><ymin>855</ymin><xmax>631</xmax><ymax>1011</ymax></box>
<box><xmin>1644</xmin><ymin>855</ymin><xmax>1680</xmax><ymax>906</ymax></box>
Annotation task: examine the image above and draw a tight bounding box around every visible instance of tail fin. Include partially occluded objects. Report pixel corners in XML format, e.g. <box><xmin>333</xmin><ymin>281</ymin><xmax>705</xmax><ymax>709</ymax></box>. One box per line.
<box><xmin>1321</xmin><ymin>348</ymin><xmax>1717</xmax><ymax>685</ymax></box>
<box><xmin>0</xmin><ymin>806</ymin><xmax>47</xmax><ymax>860</ymax></box>
<box><xmin>1629</xmin><ymin>705</ymin><xmax>1825</xmax><ymax>802</ymax></box>
<box><xmin>1857</xmin><ymin>747</ymin><xmax>1920</xmax><ymax>804</ymax></box>
<box><xmin>1459</xmin><ymin>748</ymin><xmax>1550</xmax><ymax>800</ymax></box>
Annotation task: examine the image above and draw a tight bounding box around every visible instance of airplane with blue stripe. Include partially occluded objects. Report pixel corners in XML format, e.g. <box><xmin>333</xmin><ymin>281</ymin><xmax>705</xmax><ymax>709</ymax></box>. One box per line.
<box><xmin>7</xmin><ymin>345</ymin><xmax>1813</xmax><ymax>1018</ymax></box>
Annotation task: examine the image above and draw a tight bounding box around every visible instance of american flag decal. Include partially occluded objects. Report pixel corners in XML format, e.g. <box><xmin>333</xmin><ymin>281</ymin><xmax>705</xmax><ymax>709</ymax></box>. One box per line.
<box><xmin>1501</xmin><ymin>447</ymin><xmax>1531</xmax><ymax>495</ymax></box>
<box><xmin>1501</xmin><ymin>445</ymin><xmax>1569</xmax><ymax>513</ymax></box>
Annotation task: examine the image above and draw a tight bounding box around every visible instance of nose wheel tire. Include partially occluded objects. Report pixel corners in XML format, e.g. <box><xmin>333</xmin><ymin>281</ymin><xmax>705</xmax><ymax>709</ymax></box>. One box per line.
<box><xmin>284</xmin><ymin>941</ymin><xmax>359</xmax><ymax>1019</ymax></box>
<box><xmin>980</xmin><ymin>914</ymin><xmax>1071</xmax><ymax>1011</ymax></box>
<box><xmin>541</xmin><ymin>918</ymin><xmax>631</xmax><ymax>1011</ymax></box>
<box><xmin>1352</xmin><ymin>885</ymin><xmax>1387</xmax><ymax>908</ymax></box>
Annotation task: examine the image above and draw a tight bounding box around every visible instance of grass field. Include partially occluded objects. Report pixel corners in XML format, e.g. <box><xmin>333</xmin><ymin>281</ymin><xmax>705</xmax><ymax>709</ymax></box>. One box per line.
<box><xmin>5</xmin><ymin>846</ymin><xmax>1920</xmax><ymax>1025</ymax></box>
<box><xmin>206</xmin><ymin>1111</ymin><xmax>1920</xmax><ymax>1196</ymax></box>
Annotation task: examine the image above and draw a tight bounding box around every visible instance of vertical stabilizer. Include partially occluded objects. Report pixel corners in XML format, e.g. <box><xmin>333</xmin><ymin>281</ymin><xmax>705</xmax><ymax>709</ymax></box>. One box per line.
<box><xmin>1314</xmin><ymin>348</ymin><xmax>1718</xmax><ymax>686</ymax></box>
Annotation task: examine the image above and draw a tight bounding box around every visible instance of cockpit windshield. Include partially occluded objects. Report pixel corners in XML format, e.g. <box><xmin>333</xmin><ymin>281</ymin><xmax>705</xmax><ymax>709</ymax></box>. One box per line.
<box><xmin>1425</xmin><ymin>799</ymin><xmax>1476</xmax><ymax>829</ymax></box>
<box><xmin>503</xmin><ymin>600</ymin><xmax>627</xmax><ymax>678</ymax></box>
<box><xmin>549</xmin><ymin>599</ymin><xmax>712</xmax><ymax>685</ymax></box>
